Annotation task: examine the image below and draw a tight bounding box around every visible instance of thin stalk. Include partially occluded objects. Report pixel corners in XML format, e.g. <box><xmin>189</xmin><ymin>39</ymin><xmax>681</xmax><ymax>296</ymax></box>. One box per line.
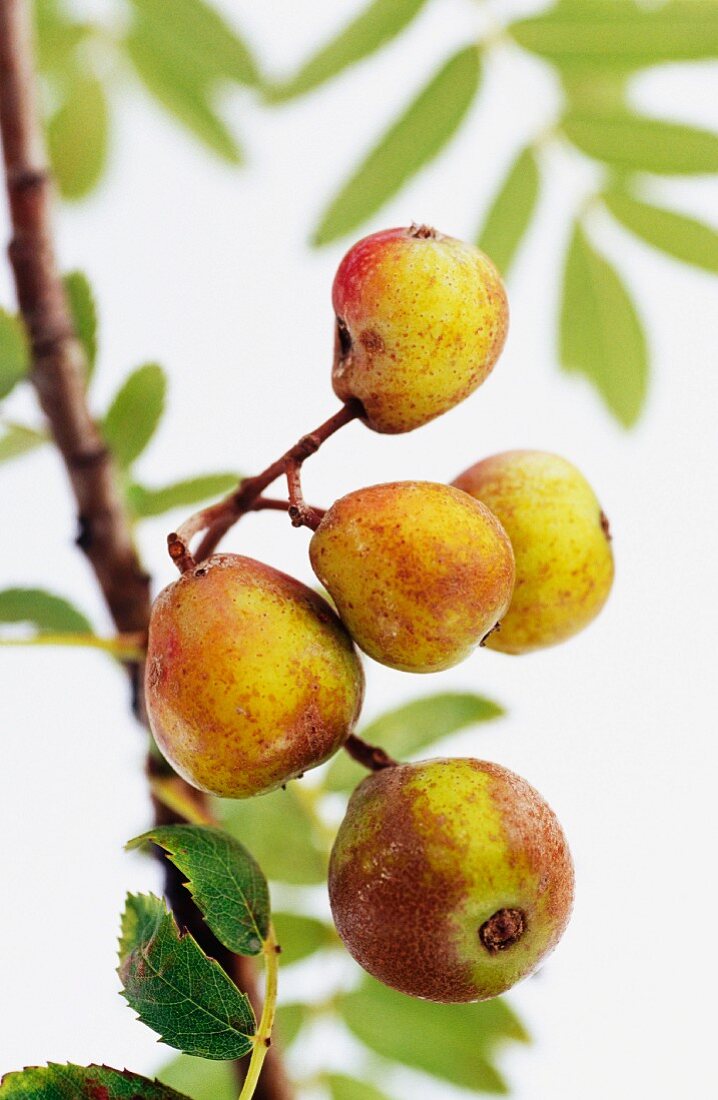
<box><xmin>239</xmin><ymin>925</ymin><xmax>280</xmax><ymax>1100</ymax></box>
<box><xmin>0</xmin><ymin>632</ymin><xmax>146</xmax><ymax>660</ymax></box>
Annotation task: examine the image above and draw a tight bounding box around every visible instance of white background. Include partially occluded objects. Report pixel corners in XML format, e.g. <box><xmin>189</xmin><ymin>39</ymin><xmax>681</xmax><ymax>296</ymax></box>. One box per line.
<box><xmin>1</xmin><ymin>1</ymin><xmax>717</xmax><ymax>1097</ymax></box>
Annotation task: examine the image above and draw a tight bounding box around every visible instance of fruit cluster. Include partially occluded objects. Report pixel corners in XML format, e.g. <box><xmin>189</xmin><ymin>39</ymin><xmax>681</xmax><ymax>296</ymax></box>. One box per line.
<box><xmin>145</xmin><ymin>225</ymin><xmax>614</xmax><ymax>1004</ymax></box>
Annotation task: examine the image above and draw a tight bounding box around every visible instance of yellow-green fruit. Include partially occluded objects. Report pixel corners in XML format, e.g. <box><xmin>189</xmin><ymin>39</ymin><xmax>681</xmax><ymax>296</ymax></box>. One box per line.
<box><xmin>453</xmin><ymin>451</ymin><xmax>614</xmax><ymax>654</ymax></box>
<box><xmin>309</xmin><ymin>481</ymin><xmax>515</xmax><ymax>673</ymax></box>
<box><xmin>145</xmin><ymin>554</ymin><xmax>364</xmax><ymax>798</ymax></box>
<box><xmin>332</xmin><ymin>225</ymin><xmax>508</xmax><ymax>433</ymax></box>
<box><xmin>329</xmin><ymin>758</ymin><xmax>574</xmax><ymax>1003</ymax></box>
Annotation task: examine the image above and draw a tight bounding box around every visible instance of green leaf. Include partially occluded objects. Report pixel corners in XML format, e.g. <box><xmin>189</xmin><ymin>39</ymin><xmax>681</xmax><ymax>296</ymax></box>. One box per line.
<box><xmin>339</xmin><ymin>976</ymin><xmax>529</xmax><ymax>1094</ymax></box>
<box><xmin>0</xmin><ymin>588</ymin><xmax>92</xmax><ymax>634</ymax></box>
<box><xmin>560</xmin><ymin>220</ymin><xmax>648</xmax><ymax>427</ymax></box>
<box><xmin>313</xmin><ymin>45</ymin><xmax>482</xmax><ymax>245</ymax></box>
<box><xmin>103</xmin><ymin>363</ymin><xmax>166</xmax><ymax>469</ymax></box>
<box><xmin>216</xmin><ymin>785</ymin><xmax>327</xmax><ymax>886</ymax></box>
<box><xmin>273</xmin><ymin>911</ymin><xmax>336</xmax><ymax>966</ymax></box>
<box><xmin>325</xmin><ymin>692</ymin><xmax>504</xmax><ymax>792</ymax></box>
<box><xmin>156</xmin><ymin>1056</ymin><xmax>235</xmax><ymax>1100</ymax></box>
<box><xmin>125</xmin><ymin>10</ymin><xmax>245</xmax><ymax>163</ymax></box>
<box><xmin>476</xmin><ymin>146</ymin><xmax>540</xmax><ymax>275</ymax></box>
<box><xmin>127</xmin><ymin>473</ymin><xmax>238</xmax><ymax>518</ymax></box>
<box><xmin>275</xmin><ymin>1002</ymin><xmax>308</xmax><ymax>1048</ymax></box>
<box><xmin>0</xmin><ymin>309</ymin><xmax>29</xmax><ymax>398</ymax></box>
<box><xmin>63</xmin><ymin>271</ymin><xmax>97</xmax><ymax>381</ymax></box>
<box><xmin>47</xmin><ymin>74</ymin><xmax>110</xmax><ymax>201</ymax></box>
<box><xmin>127</xmin><ymin>825</ymin><xmax>270</xmax><ymax>955</ymax></box>
<box><xmin>0</xmin><ymin>1064</ymin><xmax>190</xmax><ymax>1098</ymax></box>
<box><xmin>267</xmin><ymin>0</ymin><xmax>428</xmax><ymax>102</ymax></box>
<box><xmin>128</xmin><ymin>0</ymin><xmax>260</xmax><ymax>86</ymax></box>
<box><xmin>326</xmin><ymin>1075</ymin><xmax>392</xmax><ymax>1100</ymax></box>
<box><xmin>511</xmin><ymin>1</ymin><xmax>718</xmax><ymax>68</ymax></box>
<box><xmin>562</xmin><ymin>111</ymin><xmax>718</xmax><ymax>175</ymax></box>
<box><xmin>603</xmin><ymin>189</ymin><xmax>718</xmax><ymax>274</ymax></box>
<box><xmin>0</xmin><ymin>424</ymin><xmax>47</xmax><ymax>464</ymax></box>
<box><xmin>118</xmin><ymin>893</ymin><xmax>255</xmax><ymax>1059</ymax></box>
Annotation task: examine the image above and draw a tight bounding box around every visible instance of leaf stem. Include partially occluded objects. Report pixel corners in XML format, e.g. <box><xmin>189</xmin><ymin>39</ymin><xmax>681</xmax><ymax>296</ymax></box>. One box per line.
<box><xmin>0</xmin><ymin>631</ymin><xmax>146</xmax><ymax>659</ymax></box>
<box><xmin>239</xmin><ymin>925</ymin><xmax>280</xmax><ymax>1100</ymax></box>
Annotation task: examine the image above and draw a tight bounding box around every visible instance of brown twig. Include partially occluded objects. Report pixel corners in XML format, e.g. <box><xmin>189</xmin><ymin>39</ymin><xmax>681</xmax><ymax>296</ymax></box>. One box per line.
<box><xmin>344</xmin><ymin>734</ymin><xmax>399</xmax><ymax>773</ymax></box>
<box><xmin>0</xmin><ymin>4</ymin><xmax>292</xmax><ymax>1096</ymax></box>
<box><xmin>285</xmin><ymin>458</ymin><xmax>325</xmax><ymax>531</ymax></box>
<box><xmin>170</xmin><ymin>399</ymin><xmax>361</xmax><ymax>568</ymax></box>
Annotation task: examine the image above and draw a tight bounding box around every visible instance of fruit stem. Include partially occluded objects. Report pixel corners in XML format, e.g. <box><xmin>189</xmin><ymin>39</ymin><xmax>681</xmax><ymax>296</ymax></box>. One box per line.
<box><xmin>0</xmin><ymin>631</ymin><xmax>146</xmax><ymax>660</ymax></box>
<box><xmin>344</xmin><ymin>733</ymin><xmax>398</xmax><ymax>773</ymax></box>
<box><xmin>169</xmin><ymin>400</ymin><xmax>361</xmax><ymax>570</ymax></box>
<box><xmin>285</xmin><ymin>458</ymin><xmax>326</xmax><ymax>531</ymax></box>
<box><xmin>238</xmin><ymin>925</ymin><xmax>280</xmax><ymax>1100</ymax></box>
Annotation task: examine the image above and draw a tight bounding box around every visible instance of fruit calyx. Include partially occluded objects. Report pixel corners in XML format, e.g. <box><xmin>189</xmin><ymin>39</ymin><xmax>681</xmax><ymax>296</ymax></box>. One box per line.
<box><xmin>407</xmin><ymin>223</ymin><xmax>438</xmax><ymax>239</ymax></box>
<box><xmin>479</xmin><ymin>907</ymin><xmax>526</xmax><ymax>953</ymax></box>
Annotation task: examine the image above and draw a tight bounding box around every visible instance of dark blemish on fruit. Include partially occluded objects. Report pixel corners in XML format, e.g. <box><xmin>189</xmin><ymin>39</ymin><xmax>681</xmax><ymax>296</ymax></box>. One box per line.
<box><xmin>360</xmin><ymin>329</ymin><xmax>385</xmax><ymax>355</ymax></box>
<box><xmin>479</xmin><ymin>908</ymin><xmax>526</xmax><ymax>953</ymax></box>
<box><xmin>336</xmin><ymin>316</ymin><xmax>352</xmax><ymax>358</ymax></box>
<box><xmin>600</xmin><ymin>511</ymin><xmax>612</xmax><ymax>541</ymax></box>
<box><xmin>194</xmin><ymin>567</ymin><xmax>207</xmax><ymax>577</ymax></box>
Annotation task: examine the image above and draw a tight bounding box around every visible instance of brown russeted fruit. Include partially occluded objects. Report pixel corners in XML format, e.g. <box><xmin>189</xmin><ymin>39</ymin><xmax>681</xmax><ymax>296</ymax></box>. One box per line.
<box><xmin>145</xmin><ymin>554</ymin><xmax>364</xmax><ymax>798</ymax></box>
<box><xmin>309</xmin><ymin>481</ymin><xmax>515</xmax><ymax>673</ymax></box>
<box><xmin>329</xmin><ymin>757</ymin><xmax>574</xmax><ymax>1003</ymax></box>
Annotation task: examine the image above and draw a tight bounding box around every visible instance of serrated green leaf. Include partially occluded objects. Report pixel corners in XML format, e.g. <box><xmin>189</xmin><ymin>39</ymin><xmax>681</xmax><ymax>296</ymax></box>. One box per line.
<box><xmin>216</xmin><ymin>785</ymin><xmax>327</xmax><ymax>886</ymax></box>
<box><xmin>0</xmin><ymin>1063</ymin><xmax>190</xmax><ymax>1098</ymax></box>
<box><xmin>63</xmin><ymin>271</ymin><xmax>97</xmax><ymax>381</ymax></box>
<box><xmin>125</xmin><ymin>18</ymin><xmax>243</xmax><ymax>162</ymax></box>
<box><xmin>0</xmin><ymin>309</ymin><xmax>29</xmax><ymax>398</ymax></box>
<box><xmin>0</xmin><ymin>424</ymin><xmax>47</xmax><ymax>464</ymax></box>
<box><xmin>128</xmin><ymin>0</ymin><xmax>259</xmax><ymax>86</ymax></box>
<box><xmin>313</xmin><ymin>45</ymin><xmax>482</xmax><ymax>245</ymax></box>
<box><xmin>118</xmin><ymin>893</ymin><xmax>255</xmax><ymax>1059</ymax></box>
<box><xmin>339</xmin><ymin>977</ymin><xmax>528</xmax><ymax>1094</ymax></box>
<box><xmin>560</xmin><ymin>221</ymin><xmax>648</xmax><ymax>427</ymax></box>
<box><xmin>273</xmin><ymin>911</ymin><xmax>336</xmax><ymax>966</ymax></box>
<box><xmin>0</xmin><ymin>588</ymin><xmax>92</xmax><ymax>634</ymax></box>
<box><xmin>267</xmin><ymin>0</ymin><xmax>428</xmax><ymax>102</ymax></box>
<box><xmin>47</xmin><ymin>73</ymin><xmax>109</xmax><ymax>200</ymax></box>
<box><xmin>326</xmin><ymin>1074</ymin><xmax>392</xmax><ymax>1100</ymax></box>
<box><xmin>275</xmin><ymin>1001</ymin><xmax>308</xmax><ymax>1049</ymax></box>
<box><xmin>127</xmin><ymin>825</ymin><xmax>269</xmax><ymax>955</ymax></box>
<box><xmin>477</xmin><ymin>146</ymin><xmax>540</xmax><ymax>275</ymax></box>
<box><xmin>603</xmin><ymin>189</ymin><xmax>718</xmax><ymax>273</ymax></box>
<box><xmin>325</xmin><ymin>693</ymin><xmax>504</xmax><ymax>792</ymax></box>
<box><xmin>156</xmin><ymin>1055</ymin><xmax>235</xmax><ymax>1100</ymax></box>
<box><xmin>562</xmin><ymin>110</ymin><xmax>718</xmax><ymax>175</ymax></box>
<box><xmin>103</xmin><ymin>363</ymin><xmax>166</xmax><ymax>469</ymax></box>
<box><xmin>511</xmin><ymin>1</ymin><xmax>718</xmax><ymax>68</ymax></box>
<box><xmin>127</xmin><ymin>473</ymin><xmax>238</xmax><ymax>518</ymax></box>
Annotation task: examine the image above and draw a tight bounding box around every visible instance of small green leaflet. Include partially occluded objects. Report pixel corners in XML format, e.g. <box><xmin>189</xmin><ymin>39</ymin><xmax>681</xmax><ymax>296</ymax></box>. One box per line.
<box><xmin>118</xmin><ymin>893</ymin><xmax>256</xmax><ymax>1059</ymax></box>
<box><xmin>325</xmin><ymin>692</ymin><xmax>504</xmax><ymax>792</ymax></box>
<box><xmin>0</xmin><ymin>309</ymin><xmax>29</xmax><ymax>398</ymax></box>
<box><xmin>511</xmin><ymin>1</ymin><xmax>718</xmax><ymax>68</ymax></box>
<box><xmin>272</xmin><ymin>911</ymin><xmax>336</xmax><ymax>966</ymax></box>
<box><xmin>127</xmin><ymin>473</ymin><xmax>238</xmax><ymax>518</ymax></box>
<box><xmin>267</xmin><ymin>0</ymin><xmax>428</xmax><ymax>102</ymax></box>
<box><xmin>560</xmin><ymin>221</ymin><xmax>648</xmax><ymax>427</ymax></box>
<box><xmin>216</xmin><ymin>785</ymin><xmax>327</xmax><ymax>886</ymax></box>
<box><xmin>47</xmin><ymin>73</ymin><xmax>110</xmax><ymax>201</ymax></box>
<box><xmin>102</xmin><ymin>363</ymin><xmax>166</xmax><ymax>469</ymax></box>
<box><xmin>562</xmin><ymin>111</ymin><xmax>718</xmax><ymax>175</ymax></box>
<box><xmin>127</xmin><ymin>825</ymin><xmax>270</xmax><ymax>955</ymax></box>
<box><xmin>339</xmin><ymin>976</ymin><xmax>529</xmax><ymax>1094</ymax></box>
<box><xmin>0</xmin><ymin>424</ymin><xmax>46</xmax><ymax>464</ymax></box>
<box><xmin>313</xmin><ymin>45</ymin><xmax>482</xmax><ymax>245</ymax></box>
<box><xmin>326</xmin><ymin>1074</ymin><xmax>393</xmax><ymax>1100</ymax></box>
<box><xmin>0</xmin><ymin>1063</ymin><xmax>190</xmax><ymax>1098</ymax></box>
<box><xmin>603</xmin><ymin>189</ymin><xmax>718</xmax><ymax>274</ymax></box>
<box><xmin>477</xmin><ymin>146</ymin><xmax>540</xmax><ymax>276</ymax></box>
<box><xmin>63</xmin><ymin>271</ymin><xmax>98</xmax><ymax>380</ymax></box>
<box><xmin>0</xmin><ymin>588</ymin><xmax>92</xmax><ymax>634</ymax></box>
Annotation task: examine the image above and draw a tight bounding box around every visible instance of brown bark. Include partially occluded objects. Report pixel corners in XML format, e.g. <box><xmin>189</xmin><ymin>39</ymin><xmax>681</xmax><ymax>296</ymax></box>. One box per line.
<box><xmin>0</xmin><ymin>3</ymin><xmax>291</xmax><ymax>1096</ymax></box>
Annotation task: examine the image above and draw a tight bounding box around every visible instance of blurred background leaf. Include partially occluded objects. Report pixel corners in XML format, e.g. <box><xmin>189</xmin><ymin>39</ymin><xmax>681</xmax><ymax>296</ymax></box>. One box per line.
<box><xmin>63</xmin><ymin>271</ymin><xmax>97</xmax><ymax>382</ymax></box>
<box><xmin>0</xmin><ymin>309</ymin><xmax>29</xmax><ymax>398</ymax></box>
<box><xmin>603</xmin><ymin>189</ymin><xmax>718</xmax><ymax>274</ymax></box>
<box><xmin>476</xmin><ymin>146</ymin><xmax>541</xmax><ymax>275</ymax></box>
<box><xmin>0</xmin><ymin>423</ymin><xmax>47</xmax><ymax>464</ymax></box>
<box><xmin>47</xmin><ymin>74</ymin><xmax>109</xmax><ymax>200</ymax></box>
<box><xmin>102</xmin><ymin>363</ymin><xmax>167</xmax><ymax>469</ymax></box>
<box><xmin>126</xmin><ymin>473</ymin><xmax>239</xmax><ymax>519</ymax></box>
<box><xmin>0</xmin><ymin>587</ymin><xmax>92</xmax><ymax>634</ymax></box>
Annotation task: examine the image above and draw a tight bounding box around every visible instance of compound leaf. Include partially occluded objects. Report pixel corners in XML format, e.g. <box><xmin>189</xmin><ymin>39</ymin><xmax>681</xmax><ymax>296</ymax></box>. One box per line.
<box><xmin>562</xmin><ymin>111</ymin><xmax>718</xmax><ymax>175</ymax></box>
<box><xmin>560</xmin><ymin>220</ymin><xmax>648</xmax><ymax>427</ymax></box>
<box><xmin>603</xmin><ymin>189</ymin><xmax>718</xmax><ymax>273</ymax></box>
<box><xmin>0</xmin><ymin>1064</ymin><xmax>190</xmax><ymax>1098</ymax></box>
<box><xmin>0</xmin><ymin>588</ymin><xmax>92</xmax><ymax>634</ymax></box>
<box><xmin>267</xmin><ymin>0</ymin><xmax>428</xmax><ymax>102</ymax></box>
<box><xmin>118</xmin><ymin>893</ymin><xmax>255</xmax><ymax>1059</ymax></box>
<box><xmin>127</xmin><ymin>473</ymin><xmax>238</xmax><ymax>518</ymax></box>
<box><xmin>313</xmin><ymin>45</ymin><xmax>482</xmax><ymax>245</ymax></box>
<box><xmin>127</xmin><ymin>825</ymin><xmax>269</xmax><ymax>955</ymax></box>
<box><xmin>103</xmin><ymin>363</ymin><xmax>166</xmax><ymax>469</ymax></box>
<box><xmin>0</xmin><ymin>309</ymin><xmax>29</xmax><ymax>398</ymax></box>
<box><xmin>477</xmin><ymin>146</ymin><xmax>540</xmax><ymax>275</ymax></box>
